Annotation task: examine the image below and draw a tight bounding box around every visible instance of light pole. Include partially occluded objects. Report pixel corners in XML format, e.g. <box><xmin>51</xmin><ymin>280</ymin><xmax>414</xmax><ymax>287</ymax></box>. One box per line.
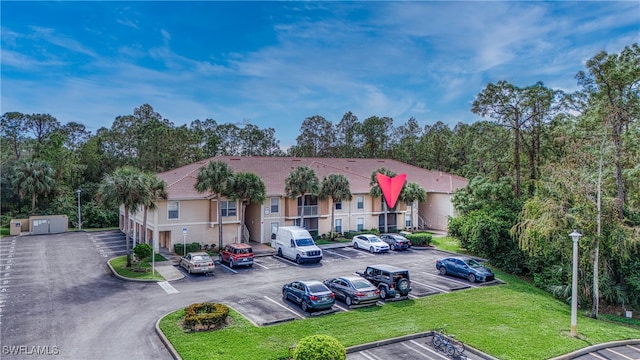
<box><xmin>76</xmin><ymin>189</ymin><xmax>82</xmax><ymax>230</ymax></box>
<box><xmin>569</xmin><ymin>230</ymin><xmax>582</xmax><ymax>337</ymax></box>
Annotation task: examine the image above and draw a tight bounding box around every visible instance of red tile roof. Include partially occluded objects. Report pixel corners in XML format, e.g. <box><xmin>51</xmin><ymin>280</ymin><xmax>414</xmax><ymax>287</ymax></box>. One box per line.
<box><xmin>157</xmin><ymin>156</ymin><xmax>468</xmax><ymax>199</ymax></box>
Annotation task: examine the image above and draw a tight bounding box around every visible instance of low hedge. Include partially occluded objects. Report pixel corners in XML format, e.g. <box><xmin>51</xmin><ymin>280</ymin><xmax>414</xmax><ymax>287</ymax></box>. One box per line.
<box><xmin>184</xmin><ymin>302</ymin><xmax>229</xmax><ymax>331</ymax></box>
<box><xmin>405</xmin><ymin>232</ymin><xmax>432</xmax><ymax>246</ymax></box>
<box><xmin>174</xmin><ymin>242</ymin><xmax>202</xmax><ymax>256</ymax></box>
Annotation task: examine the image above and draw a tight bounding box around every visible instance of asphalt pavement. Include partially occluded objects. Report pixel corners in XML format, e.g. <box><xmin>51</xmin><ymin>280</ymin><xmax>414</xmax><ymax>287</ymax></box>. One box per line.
<box><xmin>1</xmin><ymin>231</ymin><xmax>638</xmax><ymax>360</ymax></box>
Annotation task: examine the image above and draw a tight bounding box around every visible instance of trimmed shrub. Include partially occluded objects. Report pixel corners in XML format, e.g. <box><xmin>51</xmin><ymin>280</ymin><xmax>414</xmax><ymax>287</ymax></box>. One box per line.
<box><xmin>405</xmin><ymin>232</ymin><xmax>432</xmax><ymax>246</ymax></box>
<box><xmin>133</xmin><ymin>243</ymin><xmax>153</xmax><ymax>261</ymax></box>
<box><xmin>183</xmin><ymin>302</ymin><xmax>229</xmax><ymax>331</ymax></box>
<box><xmin>174</xmin><ymin>242</ymin><xmax>201</xmax><ymax>256</ymax></box>
<box><xmin>293</xmin><ymin>334</ymin><xmax>346</xmax><ymax>360</ymax></box>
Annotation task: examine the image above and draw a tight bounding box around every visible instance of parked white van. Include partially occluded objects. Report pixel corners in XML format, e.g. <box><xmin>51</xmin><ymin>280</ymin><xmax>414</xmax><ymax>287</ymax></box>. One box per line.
<box><xmin>272</xmin><ymin>226</ymin><xmax>323</xmax><ymax>264</ymax></box>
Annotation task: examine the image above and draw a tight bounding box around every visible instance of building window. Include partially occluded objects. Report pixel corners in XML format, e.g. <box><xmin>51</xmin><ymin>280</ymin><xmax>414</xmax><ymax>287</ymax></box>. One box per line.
<box><xmin>357</xmin><ymin>196</ymin><xmax>364</xmax><ymax>209</ymax></box>
<box><xmin>221</xmin><ymin>200</ymin><xmax>237</xmax><ymax>217</ymax></box>
<box><xmin>335</xmin><ymin>219</ymin><xmax>342</xmax><ymax>234</ymax></box>
<box><xmin>334</xmin><ymin>201</ymin><xmax>342</xmax><ymax>210</ymax></box>
<box><xmin>270</xmin><ymin>198</ymin><xmax>279</xmax><ymax>213</ymax></box>
<box><xmin>357</xmin><ymin>217</ymin><xmax>364</xmax><ymax>231</ymax></box>
<box><xmin>405</xmin><ymin>214</ymin><xmax>411</xmax><ymax>228</ymax></box>
<box><xmin>168</xmin><ymin>201</ymin><xmax>179</xmax><ymax>219</ymax></box>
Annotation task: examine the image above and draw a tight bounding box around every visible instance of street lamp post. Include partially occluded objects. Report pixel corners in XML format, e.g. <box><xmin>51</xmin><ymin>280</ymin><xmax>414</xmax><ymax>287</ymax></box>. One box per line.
<box><xmin>569</xmin><ymin>230</ymin><xmax>582</xmax><ymax>337</ymax></box>
<box><xmin>76</xmin><ymin>189</ymin><xmax>82</xmax><ymax>230</ymax></box>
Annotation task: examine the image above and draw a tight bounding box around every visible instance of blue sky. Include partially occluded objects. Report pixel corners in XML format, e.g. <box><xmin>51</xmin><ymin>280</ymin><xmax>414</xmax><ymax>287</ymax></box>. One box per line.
<box><xmin>2</xmin><ymin>1</ymin><xmax>638</xmax><ymax>147</ymax></box>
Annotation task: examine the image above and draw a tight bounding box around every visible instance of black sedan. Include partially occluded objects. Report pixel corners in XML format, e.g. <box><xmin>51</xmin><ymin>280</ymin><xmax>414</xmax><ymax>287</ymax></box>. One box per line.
<box><xmin>436</xmin><ymin>256</ymin><xmax>495</xmax><ymax>283</ymax></box>
<box><xmin>380</xmin><ymin>233</ymin><xmax>412</xmax><ymax>251</ymax></box>
<box><xmin>282</xmin><ymin>280</ymin><xmax>335</xmax><ymax>312</ymax></box>
<box><xmin>323</xmin><ymin>276</ymin><xmax>380</xmax><ymax>306</ymax></box>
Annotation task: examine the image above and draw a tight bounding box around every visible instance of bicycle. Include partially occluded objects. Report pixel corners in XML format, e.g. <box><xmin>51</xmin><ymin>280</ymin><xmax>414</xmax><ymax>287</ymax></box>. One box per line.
<box><xmin>428</xmin><ymin>325</ymin><xmax>466</xmax><ymax>359</ymax></box>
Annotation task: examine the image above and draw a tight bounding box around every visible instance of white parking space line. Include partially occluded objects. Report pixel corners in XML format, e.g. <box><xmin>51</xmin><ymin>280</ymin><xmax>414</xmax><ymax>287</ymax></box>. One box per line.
<box><xmin>350</xmin><ymin>249</ymin><xmax>377</xmax><ymax>257</ymax></box>
<box><xmin>323</xmin><ymin>249</ymin><xmax>351</xmax><ymax>259</ymax></box>
<box><xmin>588</xmin><ymin>352</ymin><xmax>609</xmax><ymax>360</ymax></box>
<box><xmin>605</xmin><ymin>348</ymin><xmax>634</xmax><ymax>360</ymax></box>
<box><xmin>263</xmin><ymin>296</ymin><xmax>304</xmax><ymax>319</ymax></box>
<box><xmin>275</xmin><ymin>257</ymin><xmax>300</xmax><ymax>266</ymax></box>
<box><xmin>157</xmin><ymin>281</ymin><xmax>179</xmax><ymax>294</ymax></box>
<box><xmin>420</xmin><ymin>271</ymin><xmax>475</xmax><ymax>288</ymax></box>
<box><xmin>408</xmin><ymin>340</ymin><xmax>450</xmax><ymax>359</ymax></box>
<box><xmin>411</xmin><ymin>279</ymin><xmax>450</xmax><ymax>294</ymax></box>
<box><xmin>252</xmin><ymin>261</ymin><xmax>269</xmax><ymax>269</ymax></box>
<box><xmin>218</xmin><ymin>264</ymin><xmax>238</xmax><ymax>274</ymax></box>
<box><xmin>401</xmin><ymin>342</ymin><xmax>432</xmax><ymax>358</ymax></box>
<box><xmin>357</xmin><ymin>351</ymin><xmax>382</xmax><ymax>360</ymax></box>
<box><xmin>333</xmin><ymin>303</ymin><xmax>349</xmax><ymax>312</ymax></box>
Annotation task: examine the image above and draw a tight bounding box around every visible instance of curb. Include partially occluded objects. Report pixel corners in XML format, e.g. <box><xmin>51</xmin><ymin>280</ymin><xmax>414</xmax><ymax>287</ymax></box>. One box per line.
<box><xmin>155</xmin><ymin>313</ymin><xmax>183</xmax><ymax>360</ymax></box>
<box><xmin>105</xmin><ymin>259</ymin><xmax>180</xmax><ymax>282</ymax></box>
<box><xmin>548</xmin><ymin>339</ymin><xmax>640</xmax><ymax>360</ymax></box>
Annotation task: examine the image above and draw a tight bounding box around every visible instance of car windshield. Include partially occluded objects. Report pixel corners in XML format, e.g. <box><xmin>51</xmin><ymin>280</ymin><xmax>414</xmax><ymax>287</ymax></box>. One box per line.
<box><xmin>192</xmin><ymin>255</ymin><xmax>211</xmax><ymax>262</ymax></box>
<box><xmin>464</xmin><ymin>258</ymin><xmax>481</xmax><ymax>268</ymax></box>
<box><xmin>369</xmin><ymin>237</ymin><xmax>382</xmax><ymax>243</ymax></box>
<box><xmin>308</xmin><ymin>284</ymin><xmax>329</xmax><ymax>293</ymax></box>
<box><xmin>295</xmin><ymin>238</ymin><xmax>315</xmax><ymax>246</ymax></box>
<box><xmin>351</xmin><ymin>279</ymin><xmax>373</xmax><ymax>289</ymax></box>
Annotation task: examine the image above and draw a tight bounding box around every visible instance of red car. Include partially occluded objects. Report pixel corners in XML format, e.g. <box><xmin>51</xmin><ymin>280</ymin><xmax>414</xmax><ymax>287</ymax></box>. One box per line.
<box><xmin>218</xmin><ymin>243</ymin><xmax>254</xmax><ymax>268</ymax></box>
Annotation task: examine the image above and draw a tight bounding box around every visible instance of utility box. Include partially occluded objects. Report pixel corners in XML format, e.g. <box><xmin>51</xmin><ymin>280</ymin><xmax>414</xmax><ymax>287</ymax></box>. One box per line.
<box><xmin>9</xmin><ymin>219</ymin><xmax>25</xmax><ymax>236</ymax></box>
<box><xmin>30</xmin><ymin>215</ymin><xmax>68</xmax><ymax>234</ymax></box>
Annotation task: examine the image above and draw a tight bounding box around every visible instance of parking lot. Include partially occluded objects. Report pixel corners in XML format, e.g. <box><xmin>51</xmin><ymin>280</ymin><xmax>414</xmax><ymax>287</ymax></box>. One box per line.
<box><xmin>166</xmin><ymin>242</ymin><xmax>501</xmax><ymax>326</ymax></box>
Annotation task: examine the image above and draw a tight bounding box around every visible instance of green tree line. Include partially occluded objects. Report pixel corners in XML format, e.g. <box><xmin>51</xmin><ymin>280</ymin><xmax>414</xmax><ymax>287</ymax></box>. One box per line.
<box><xmin>1</xmin><ymin>43</ymin><xmax>638</xmax><ymax>315</ymax></box>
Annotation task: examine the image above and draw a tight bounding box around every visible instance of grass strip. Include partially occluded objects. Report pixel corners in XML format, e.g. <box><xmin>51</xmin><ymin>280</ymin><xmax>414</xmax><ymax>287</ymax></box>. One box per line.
<box><xmin>159</xmin><ymin>270</ymin><xmax>640</xmax><ymax>360</ymax></box>
<box><xmin>109</xmin><ymin>255</ymin><xmax>166</xmax><ymax>281</ymax></box>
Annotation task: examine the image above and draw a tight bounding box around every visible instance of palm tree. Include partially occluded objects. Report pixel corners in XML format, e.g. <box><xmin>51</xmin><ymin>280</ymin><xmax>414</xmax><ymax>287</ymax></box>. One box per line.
<box><xmin>194</xmin><ymin>161</ymin><xmax>233</xmax><ymax>250</ymax></box>
<box><xmin>284</xmin><ymin>166</ymin><xmax>319</xmax><ymax>227</ymax></box>
<box><xmin>369</xmin><ymin>167</ymin><xmax>397</xmax><ymax>233</ymax></box>
<box><xmin>400</xmin><ymin>182</ymin><xmax>427</xmax><ymax>230</ymax></box>
<box><xmin>13</xmin><ymin>160</ymin><xmax>55</xmax><ymax>214</ymax></box>
<box><xmin>141</xmin><ymin>173</ymin><xmax>168</xmax><ymax>245</ymax></box>
<box><xmin>97</xmin><ymin>166</ymin><xmax>147</xmax><ymax>267</ymax></box>
<box><xmin>319</xmin><ymin>174</ymin><xmax>352</xmax><ymax>239</ymax></box>
<box><xmin>228</xmin><ymin>172</ymin><xmax>266</xmax><ymax>243</ymax></box>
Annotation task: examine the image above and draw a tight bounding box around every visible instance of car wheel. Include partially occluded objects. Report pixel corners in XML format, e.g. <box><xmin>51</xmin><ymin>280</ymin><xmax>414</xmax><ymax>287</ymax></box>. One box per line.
<box><xmin>390</xmin><ymin>243</ymin><xmax>396</xmax><ymax>251</ymax></box>
<box><xmin>296</xmin><ymin>255</ymin><xmax>303</xmax><ymax>264</ymax></box>
<box><xmin>468</xmin><ymin>273</ymin><xmax>476</xmax><ymax>283</ymax></box>
<box><xmin>397</xmin><ymin>278</ymin><xmax>410</xmax><ymax>294</ymax></box>
<box><xmin>282</xmin><ymin>290</ymin><xmax>288</xmax><ymax>301</ymax></box>
<box><xmin>218</xmin><ymin>255</ymin><xmax>223</xmax><ymax>263</ymax></box>
<box><xmin>301</xmin><ymin>301</ymin><xmax>309</xmax><ymax>312</ymax></box>
<box><xmin>188</xmin><ymin>266</ymin><xmax>192</xmax><ymax>274</ymax></box>
<box><xmin>353</xmin><ymin>242</ymin><xmax>359</xmax><ymax>249</ymax></box>
<box><xmin>439</xmin><ymin>266</ymin><xmax>447</xmax><ymax>276</ymax></box>
<box><xmin>345</xmin><ymin>296</ymin><xmax>353</xmax><ymax>306</ymax></box>
<box><xmin>379</xmin><ymin>286</ymin><xmax>388</xmax><ymax>299</ymax></box>
<box><xmin>229</xmin><ymin>259</ymin><xmax>234</xmax><ymax>269</ymax></box>
<box><xmin>369</xmin><ymin>247</ymin><xmax>375</xmax><ymax>253</ymax></box>
<box><xmin>277</xmin><ymin>248</ymin><xmax>283</xmax><ymax>257</ymax></box>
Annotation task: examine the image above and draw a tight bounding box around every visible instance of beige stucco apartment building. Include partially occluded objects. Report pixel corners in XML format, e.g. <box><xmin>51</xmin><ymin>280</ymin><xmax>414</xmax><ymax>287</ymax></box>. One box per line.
<box><xmin>120</xmin><ymin>157</ymin><xmax>468</xmax><ymax>252</ymax></box>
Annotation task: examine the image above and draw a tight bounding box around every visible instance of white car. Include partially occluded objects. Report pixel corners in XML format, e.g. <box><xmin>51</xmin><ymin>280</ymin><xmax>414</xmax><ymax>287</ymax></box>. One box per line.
<box><xmin>352</xmin><ymin>234</ymin><xmax>390</xmax><ymax>253</ymax></box>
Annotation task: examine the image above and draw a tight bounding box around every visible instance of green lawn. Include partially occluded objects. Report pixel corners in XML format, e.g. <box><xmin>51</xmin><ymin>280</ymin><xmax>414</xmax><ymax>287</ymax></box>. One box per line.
<box><xmin>109</xmin><ymin>254</ymin><xmax>167</xmax><ymax>281</ymax></box>
<box><xmin>158</xmin><ymin>270</ymin><xmax>640</xmax><ymax>360</ymax></box>
<box><xmin>430</xmin><ymin>235</ymin><xmax>472</xmax><ymax>254</ymax></box>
